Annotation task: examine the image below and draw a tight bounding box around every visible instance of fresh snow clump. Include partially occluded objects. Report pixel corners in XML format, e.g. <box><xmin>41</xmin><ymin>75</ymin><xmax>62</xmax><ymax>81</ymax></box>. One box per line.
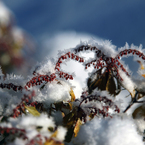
<box><xmin>73</xmin><ymin>117</ymin><xmax>143</xmax><ymax>145</ymax></box>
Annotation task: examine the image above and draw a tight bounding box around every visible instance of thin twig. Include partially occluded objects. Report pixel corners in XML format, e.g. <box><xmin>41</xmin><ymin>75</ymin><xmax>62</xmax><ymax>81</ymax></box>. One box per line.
<box><xmin>123</xmin><ymin>90</ymin><xmax>138</xmax><ymax>113</ymax></box>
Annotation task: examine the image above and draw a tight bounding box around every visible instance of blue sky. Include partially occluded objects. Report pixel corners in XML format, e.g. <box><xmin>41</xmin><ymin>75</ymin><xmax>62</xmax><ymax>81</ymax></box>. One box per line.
<box><xmin>3</xmin><ymin>0</ymin><xmax>145</xmax><ymax>47</ymax></box>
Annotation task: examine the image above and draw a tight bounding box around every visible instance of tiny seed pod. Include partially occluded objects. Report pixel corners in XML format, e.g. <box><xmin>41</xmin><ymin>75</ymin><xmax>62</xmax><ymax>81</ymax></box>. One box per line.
<box><xmin>124</xmin><ymin>50</ymin><xmax>127</xmax><ymax>55</ymax></box>
<box><xmin>75</xmin><ymin>56</ymin><xmax>79</xmax><ymax>61</ymax></box>
<box><xmin>128</xmin><ymin>49</ymin><xmax>132</xmax><ymax>54</ymax></box>
<box><xmin>69</xmin><ymin>75</ymin><xmax>73</xmax><ymax>80</ymax></box>
<box><xmin>136</xmin><ymin>51</ymin><xmax>139</xmax><ymax>55</ymax></box>
<box><xmin>79</xmin><ymin>59</ymin><xmax>82</xmax><ymax>62</ymax></box>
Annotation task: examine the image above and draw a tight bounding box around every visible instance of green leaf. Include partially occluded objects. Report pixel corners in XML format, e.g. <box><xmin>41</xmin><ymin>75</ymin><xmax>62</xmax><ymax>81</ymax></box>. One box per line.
<box><xmin>44</xmin><ymin>138</ymin><xmax>64</xmax><ymax>145</ymax></box>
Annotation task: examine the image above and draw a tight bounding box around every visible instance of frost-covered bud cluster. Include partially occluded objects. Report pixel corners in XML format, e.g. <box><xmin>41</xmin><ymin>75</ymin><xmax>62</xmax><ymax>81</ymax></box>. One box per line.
<box><xmin>79</xmin><ymin>90</ymin><xmax>120</xmax><ymax>119</ymax></box>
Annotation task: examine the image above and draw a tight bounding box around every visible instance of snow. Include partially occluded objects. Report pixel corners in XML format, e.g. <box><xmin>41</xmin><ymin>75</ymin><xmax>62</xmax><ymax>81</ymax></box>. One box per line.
<box><xmin>5</xmin><ymin>114</ymin><xmax>67</xmax><ymax>143</ymax></box>
<box><xmin>1</xmin><ymin>74</ymin><xmax>25</xmax><ymax>86</ymax></box>
<box><xmin>34</xmin><ymin>58</ymin><xmax>56</xmax><ymax>75</ymax></box>
<box><xmin>0</xmin><ymin>1</ymin><xmax>12</xmax><ymax>27</ymax></box>
<box><xmin>133</xmin><ymin>78</ymin><xmax>145</xmax><ymax>93</ymax></box>
<box><xmin>73</xmin><ymin>116</ymin><xmax>144</xmax><ymax>145</ymax></box>
<box><xmin>118</xmin><ymin>68</ymin><xmax>136</xmax><ymax>98</ymax></box>
<box><xmin>89</xmin><ymin>40</ymin><xmax>118</xmax><ymax>58</ymax></box>
<box><xmin>0</xmin><ymin>88</ymin><xmax>22</xmax><ymax>116</ymax></box>
<box><xmin>9</xmin><ymin>114</ymin><xmax>56</xmax><ymax>140</ymax></box>
<box><xmin>33</xmin><ymin>79</ymin><xmax>71</xmax><ymax>107</ymax></box>
<box><xmin>56</xmin><ymin>126</ymin><xmax>67</xmax><ymax>141</ymax></box>
<box><xmin>17</xmin><ymin>114</ymin><xmax>55</xmax><ymax>129</ymax></box>
<box><xmin>8</xmin><ymin>138</ymin><xmax>27</xmax><ymax>145</ymax></box>
<box><xmin>44</xmin><ymin>80</ymin><xmax>71</xmax><ymax>104</ymax></box>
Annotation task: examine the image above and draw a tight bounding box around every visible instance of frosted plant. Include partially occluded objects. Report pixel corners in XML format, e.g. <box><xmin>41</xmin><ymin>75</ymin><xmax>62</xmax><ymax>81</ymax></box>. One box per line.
<box><xmin>0</xmin><ymin>1</ymin><xmax>35</xmax><ymax>74</ymax></box>
<box><xmin>0</xmin><ymin>40</ymin><xmax>145</xmax><ymax>144</ymax></box>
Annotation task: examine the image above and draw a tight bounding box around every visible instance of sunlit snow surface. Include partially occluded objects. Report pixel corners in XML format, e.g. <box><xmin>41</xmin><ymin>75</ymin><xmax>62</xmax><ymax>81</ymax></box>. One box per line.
<box><xmin>73</xmin><ymin>116</ymin><xmax>144</xmax><ymax>145</ymax></box>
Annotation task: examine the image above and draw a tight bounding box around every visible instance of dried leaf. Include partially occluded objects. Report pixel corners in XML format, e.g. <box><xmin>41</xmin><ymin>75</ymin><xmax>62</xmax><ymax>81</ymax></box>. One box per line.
<box><xmin>54</xmin><ymin>101</ymin><xmax>72</xmax><ymax>112</ymax></box>
<box><xmin>69</xmin><ymin>88</ymin><xmax>75</xmax><ymax>102</ymax></box>
<box><xmin>137</xmin><ymin>60</ymin><xmax>144</xmax><ymax>70</ymax></box>
<box><xmin>51</xmin><ymin>130</ymin><xmax>58</xmax><ymax>138</ymax></box>
<box><xmin>106</xmin><ymin>73</ymin><xmax>116</xmax><ymax>96</ymax></box>
<box><xmin>44</xmin><ymin>138</ymin><xmax>64</xmax><ymax>145</ymax></box>
<box><xmin>25</xmin><ymin>106</ymin><xmax>40</xmax><ymax>116</ymax></box>
<box><xmin>74</xmin><ymin>118</ymin><xmax>82</xmax><ymax>137</ymax></box>
<box><xmin>63</xmin><ymin>108</ymin><xmax>78</xmax><ymax>142</ymax></box>
<box><xmin>63</xmin><ymin>112</ymin><xmax>75</xmax><ymax>127</ymax></box>
<box><xmin>137</xmin><ymin>93</ymin><xmax>145</xmax><ymax>100</ymax></box>
<box><xmin>130</xmin><ymin>89</ymin><xmax>136</xmax><ymax>99</ymax></box>
<box><xmin>137</xmin><ymin>61</ymin><xmax>145</xmax><ymax>79</ymax></box>
<box><xmin>87</xmin><ymin>69</ymin><xmax>102</xmax><ymax>89</ymax></box>
<box><xmin>132</xmin><ymin>105</ymin><xmax>145</xmax><ymax>119</ymax></box>
<box><xmin>54</xmin><ymin>102</ymin><xmax>63</xmax><ymax>111</ymax></box>
<box><xmin>87</xmin><ymin>78</ymin><xmax>92</xmax><ymax>91</ymax></box>
<box><xmin>89</xmin><ymin>113</ymin><xmax>95</xmax><ymax>120</ymax></box>
<box><xmin>68</xmin><ymin>103</ymin><xmax>73</xmax><ymax>110</ymax></box>
<box><xmin>141</xmin><ymin>66</ymin><xmax>145</xmax><ymax>70</ymax></box>
<box><xmin>48</xmin><ymin>127</ymin><xmax>54</xmax><ymax>132</ymax></box>
<box><xmin>88</xmin><ymin>71</ymin><xmax>109</xmax><ymax>93</ymax></box>
<box><xmin>88</xmin><ymin>71</ymin><xmax>120</xmax><ymax>96</ymax></box>
<box><xmin>62</xmin><ymin>112</ymin><xmax>65</xmax><ymax>117</ymax></box>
